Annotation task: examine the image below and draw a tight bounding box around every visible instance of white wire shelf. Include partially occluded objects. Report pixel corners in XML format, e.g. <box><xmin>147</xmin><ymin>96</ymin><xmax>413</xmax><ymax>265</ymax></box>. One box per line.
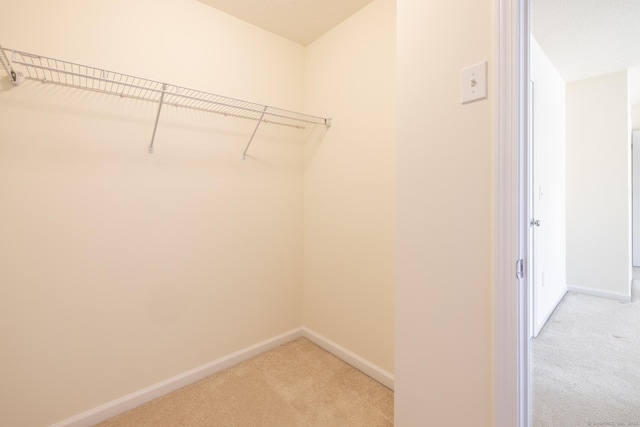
<box><xmin>0</xmin><ymin>46</ymin><xmax>13</xmax><ymax>79</ymax></box>
<box><xmin>0</xmin><ymin>45</ymin><xmax>331</xmax><ymax>156</ymax></box>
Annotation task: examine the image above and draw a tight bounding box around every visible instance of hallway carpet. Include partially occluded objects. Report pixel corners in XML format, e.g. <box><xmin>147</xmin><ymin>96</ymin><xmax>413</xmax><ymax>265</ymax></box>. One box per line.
<box><xmin>97</xmin><ymin>338</ymin><xmax>393</xmax><ymax>427</ymax></box>
<box><xmin>532</xmin><ymin>286</ymin><xmax>640</xmax><ymax>426</ymax></box>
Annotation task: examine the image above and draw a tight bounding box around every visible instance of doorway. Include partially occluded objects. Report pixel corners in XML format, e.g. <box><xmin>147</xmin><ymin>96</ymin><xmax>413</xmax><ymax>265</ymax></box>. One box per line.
<box><xmin>526</xmin><ymin>1</ymin><xmax>638</xmax><ymax>425</ymax></box>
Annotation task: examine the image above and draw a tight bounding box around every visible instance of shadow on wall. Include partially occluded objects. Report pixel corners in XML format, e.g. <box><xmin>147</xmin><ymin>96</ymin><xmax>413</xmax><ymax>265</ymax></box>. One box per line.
<box><xmin>0</xmin><ymin>74</ymin><xmax>18</xmax><ymax>92</ymax></box>
<box><xmin>303</xmin><ymin>124</ymin><xmax>330</xmax><ymax>167</ymax></box>
<box><xmin>0</xmin><ymin>77</ymin><xmax>327</xmax><ymax>173</ymax></box>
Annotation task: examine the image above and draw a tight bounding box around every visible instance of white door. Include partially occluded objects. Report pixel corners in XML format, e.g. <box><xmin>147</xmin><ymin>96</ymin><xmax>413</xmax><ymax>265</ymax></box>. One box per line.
<box><xmin>529</xmin><ymin>80</ymin><xmax>544</xmax><ymax>338</ymax></box>
<box><xmin>530</xmin><ymin>146</ymin><xmax>545</xmax><ymax>337</ymax></box>
<box><xmin>633</xmin><ymin>131</ymin><xmax>640</xmax><ymax>266</ymax></box>
<box><xmin>528</xmin><ymin>71</ymin><xmax>567</xmax><ymax>337</ymax></box>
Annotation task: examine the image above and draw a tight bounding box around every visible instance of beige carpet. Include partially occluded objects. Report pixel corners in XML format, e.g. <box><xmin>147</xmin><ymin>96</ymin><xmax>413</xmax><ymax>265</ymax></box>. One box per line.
<box><xmin>97</xmin><ymin>338</ymin><xmax>393</xmax><ymax>427</ymax></box>
<box><xmin>532</xmin><ymin>284</ymin><xmax>640</xmax><ymax>426</ymax></box>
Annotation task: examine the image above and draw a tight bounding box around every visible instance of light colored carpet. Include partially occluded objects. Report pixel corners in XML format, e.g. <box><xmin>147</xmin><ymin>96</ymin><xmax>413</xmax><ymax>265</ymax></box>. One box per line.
<box><xmin>97</xmin><ymin>338</ymin><xmax>393</xmax><ymax>427</ymax></box>
<box><xmin>532</xmin><ymin>285</ymin><xmax>640</xmax><ymax>426</ymax></box>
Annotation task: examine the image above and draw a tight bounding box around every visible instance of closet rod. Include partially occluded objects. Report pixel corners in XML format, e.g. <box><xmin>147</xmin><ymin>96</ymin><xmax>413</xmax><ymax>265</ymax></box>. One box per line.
<box><xmin>0</xmin><ymin>45</ymin><xmax>332</xmax><ymax>155</ymax></box>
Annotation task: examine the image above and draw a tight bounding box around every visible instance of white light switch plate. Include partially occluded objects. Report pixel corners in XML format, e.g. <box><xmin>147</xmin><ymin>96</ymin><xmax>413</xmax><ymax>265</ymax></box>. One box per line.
<box><xmin>461</xmin><ymin>61</ymin><xmax>487</xmax><ymax>104</ymax></box>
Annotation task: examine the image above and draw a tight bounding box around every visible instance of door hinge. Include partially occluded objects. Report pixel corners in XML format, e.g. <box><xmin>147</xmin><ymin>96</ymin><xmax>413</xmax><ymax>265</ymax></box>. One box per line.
<box><xmin>516</xmin><ymin>259</ymin><xmax>524</xmax><ymax>279</ymax></box>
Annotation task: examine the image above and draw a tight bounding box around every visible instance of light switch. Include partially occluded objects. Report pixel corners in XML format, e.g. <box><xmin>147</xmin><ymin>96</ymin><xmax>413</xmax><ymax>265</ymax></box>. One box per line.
<box><xmin>461</xmin><ymin>62</ymin><xmax>487</xmax><ymax>104</ymax></box>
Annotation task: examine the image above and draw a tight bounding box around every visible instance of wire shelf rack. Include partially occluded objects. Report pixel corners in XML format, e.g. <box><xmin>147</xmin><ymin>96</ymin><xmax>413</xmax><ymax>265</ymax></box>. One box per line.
<box><xmin>0</xmin><ymin>45</ymin><xmax>331</xmax><ymax>156</ymax></box>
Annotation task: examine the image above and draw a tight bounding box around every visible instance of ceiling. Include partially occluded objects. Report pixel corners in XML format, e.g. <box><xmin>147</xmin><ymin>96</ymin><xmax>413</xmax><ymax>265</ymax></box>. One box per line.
<box><xmin>197</xmin><ymin>1</ymin><xmax>640</xmax><ymax>105</ymax></box>
<box><xmin>531</xmin><ymin>0</ymin><xmax>640</xmax><ymax>106</ymax></box>
<box><xmin>197</xmin><ymin>0</ymin><xmax>375</xmax><ymax>46</ymax></box>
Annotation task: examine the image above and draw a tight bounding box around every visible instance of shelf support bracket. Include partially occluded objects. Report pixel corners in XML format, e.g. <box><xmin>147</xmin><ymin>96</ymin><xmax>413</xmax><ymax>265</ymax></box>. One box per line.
<box><xmin>148</xmin><ymin>84</ymin><xmax>167</xmax><ymax>154</ymax></box>
<box><xmin>243</xmin><ymin>106</ymin><xmax>267</xmax><ymax>160</ymax></box>
<box><xmin>0</xmin><ymin>44</ymin><xmax>22</xmax><ymax>86</ymax></box>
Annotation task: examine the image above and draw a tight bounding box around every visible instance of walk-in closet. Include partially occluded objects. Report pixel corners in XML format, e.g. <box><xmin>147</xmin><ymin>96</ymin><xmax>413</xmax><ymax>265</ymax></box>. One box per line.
<box><xmin>0</xmin><ymin>0</ymin><xmax>495</xmax><ymax>425</ymax></box>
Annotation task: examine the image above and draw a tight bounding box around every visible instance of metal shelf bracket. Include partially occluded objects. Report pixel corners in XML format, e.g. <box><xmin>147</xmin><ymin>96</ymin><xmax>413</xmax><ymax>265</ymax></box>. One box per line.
<box><xmin>243</xmin><ymin>106</ymin><xmax>267</xmax><ymax>160</ymax></box>
<box><xmin>148</xmin><ymin>84</ymin><xmax>167</xmax><ymax>154</ymax></box>
<box><xmin>0</xmin><ymin>44</ymin><xmax>23</xmax><ymax>86</ymax></box>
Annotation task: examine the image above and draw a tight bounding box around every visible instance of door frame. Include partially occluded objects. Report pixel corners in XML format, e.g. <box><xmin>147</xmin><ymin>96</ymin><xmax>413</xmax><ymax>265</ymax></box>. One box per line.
<box><xmin>494</xmin><ymin>0</ymin><xmax>529</xmax><ymax>426</ymax></box>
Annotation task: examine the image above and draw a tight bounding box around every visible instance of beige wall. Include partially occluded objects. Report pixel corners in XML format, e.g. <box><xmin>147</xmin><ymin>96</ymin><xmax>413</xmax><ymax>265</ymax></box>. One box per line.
<box><xmin>566</xmin><ymin>70</ymin><xmax>632</xmax><ymax>299</ymax></box>
<box><xmin>302</xmin><ymin>0</ymin><xmax>396</xmax><ymax>374</ymax></box>
<box><xmin>395</xmin><ymin>0</ymin><xmax>493</xmax><ymax>425</ymax></box>
<box><xmin>1</xmin><ymin>0</ymin><xmax>505</xmax><ymax>425</ymax></box>
<box><xmin>0</xmin><ymin>1</ymin><xmax>307</xmax><ymax>425</ymax></box>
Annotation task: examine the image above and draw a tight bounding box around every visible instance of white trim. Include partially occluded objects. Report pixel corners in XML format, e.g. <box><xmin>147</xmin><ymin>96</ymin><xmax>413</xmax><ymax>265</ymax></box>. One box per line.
<box><xmin>567</xmin><ymin>285</ymin><xmax>632</xmax><ymax>302</ymax></box>
<box><xmin>494</xmin><ymin>0</ymin><xmax>528</xmax><ymax>426</ymax></box>
<box><xmin>518</xmin><ymin>1</ymin><xmax>531</xmax><ymax>424</ymax></box>
<box><xmin>301</xmin><ymin>327</ymin><xmax>394</xmax><ymax>390</ymax></box>
<box><xmin>49</xmin><ymin>327</ymin><xmax>393</xmax><ymax>427</ymax></box>
<box><xmin>494</xmin><ymin>0</ymin><xmax>518</xmax><ymax>426</ymax></box>
<box><xmin>49</xmin><ymin>328</ymin><xmax>304</xmax><ymax>427</ymax></box>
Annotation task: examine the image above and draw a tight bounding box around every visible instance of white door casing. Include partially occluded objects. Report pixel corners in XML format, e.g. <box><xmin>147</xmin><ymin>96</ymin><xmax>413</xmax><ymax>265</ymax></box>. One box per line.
<box><xmin>494</xmin><ymin>0</ymin><xmax>529</xmax><ymax>425</ymax></box>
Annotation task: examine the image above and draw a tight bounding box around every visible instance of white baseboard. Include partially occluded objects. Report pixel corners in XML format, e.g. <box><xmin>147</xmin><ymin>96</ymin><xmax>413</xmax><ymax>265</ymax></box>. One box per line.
<box><xmin>301</xmin><ymin>327</ymin><xmax>395</xmax><ymax>390</ymax></box>
<box><xmin>50</xmin><ymin>326</ymin><xmax>393</xmax><ymax>426</ymax></box>
<box><xmin>567</xmin><ymin>285</ymin><xmax>632</xmax><ymax>302</ymax></box>
<box><xmin>50</xmin><ymin>328</ymin><xmax>303</xmax><ymax>427</ymax></box>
